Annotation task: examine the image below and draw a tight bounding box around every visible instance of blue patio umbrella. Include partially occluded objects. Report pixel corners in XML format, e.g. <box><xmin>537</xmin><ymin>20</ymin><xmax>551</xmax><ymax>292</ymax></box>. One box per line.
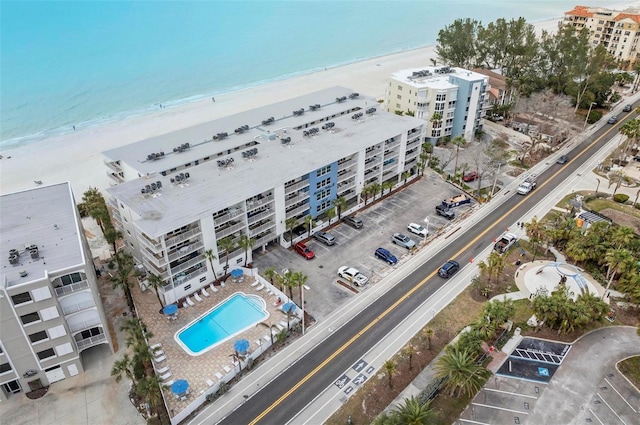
<box><xmin>162</xmin><ymin>304</ymin><xmax>178</xmax><ymax>315</ymax></box>
<box><xmin>234</xmin><ymin>339</ymin><xmax>250</xmax><ymax>354</ymax></box>
<box><xmin>282</xmin><ymin>302</ymin><xmax>296</xmax><ymax>314</ymax></box>
<box><xmin>231</xmin><ymin>268</ymin><xmax>243</xmax><ymax>278</ymax></box>
<box><xmin>171</xmin><ymin>379</ymin><xmax>189</xmax><ymax>395</ymax></box>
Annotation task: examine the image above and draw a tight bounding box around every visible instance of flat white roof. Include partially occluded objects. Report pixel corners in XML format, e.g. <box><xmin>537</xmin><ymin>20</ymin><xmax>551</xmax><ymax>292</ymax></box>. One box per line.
<box><xmin>1</xmin><ymin>182</ymin><xmax>85</xmax><ymax>288</ymax></box>
<box><xmin>389</xmin><ymin>66</ymin><xmax>487</xmax><ymax>90</ymax></box>
<box><xmin>107</xmin><ymin>87</ymin><xmax>424</xmax><ymax>237</ymax></box>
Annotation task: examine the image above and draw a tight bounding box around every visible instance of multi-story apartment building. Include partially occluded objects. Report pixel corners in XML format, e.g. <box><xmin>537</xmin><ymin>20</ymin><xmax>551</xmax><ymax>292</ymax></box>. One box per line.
<box><xmin>384</xmin><ymin>66</ymin><xmax>489</xmax><ymax>142</ymax></box>
<box><xmin>564</xmin><ymin>5</ymin><xmax>640</xmax><ymax>67</ymax></box>
<box><xmin>0</xmin><ymin>183</ymin><xmax>113</xmax><ymax>401</ymax></box>
<box><xmin>472</xmin><ymin>68</ymin><xmax>513</xmax><ymax>110</ymax></box>
<box><xmin>103</xmin><ymin>87</ymin><xmax>425</xmax><ymax>305</ymax></box>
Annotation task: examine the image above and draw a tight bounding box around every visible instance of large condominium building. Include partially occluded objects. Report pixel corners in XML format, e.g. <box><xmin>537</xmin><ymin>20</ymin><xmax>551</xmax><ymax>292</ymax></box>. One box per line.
<box><xmin>103</xmin><ymin>87</ymin><xmax>425</xmax><ymax>305</ymax></box>
<box><xmin>564</xmin><ymin>5</ymin><xmax>640</xmax><ymax>66</ymax></box>
<box><xmin>384</xmin><ymin>66</ymin><xmax>489</xmax><ymax>142</ymax></box>
<box><xmin>0</xmin><ymin>183</ymin><xmax>113</xmax><ymax>401</ymax></box>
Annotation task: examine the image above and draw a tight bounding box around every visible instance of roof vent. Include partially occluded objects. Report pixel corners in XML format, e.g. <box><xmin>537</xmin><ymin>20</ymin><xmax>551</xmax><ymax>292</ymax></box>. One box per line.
<box><xmin>173</xmin><ymin>143</ymin><xmax>191</xmax><ymax>152</ymax></box>
<box><xmin>293</xmin><ymin>108</ymin><xmax>304</xmax><ymax>116</ymax></box>
<box><xmin>336</xmin><ymin>96</ymin><xmax>347</xmax><ymax>103</ymax></box>
<box><xmin>261</xmin><ymin>117</ymin><xmax>275</xmax><ymax>126</ymax></box>
<box><xmin>352</xmin><ymin>112</ymin><xmax>364</xmax><ymax>120</ymax></box>
<box><xmin>146</xmin><ymin>151</ymin><xmax>165</xmax><ymax>161</ymax></box>
<box><xmin>9</xmin><ymin>255</ymin><xmax>19</xmax><ymax>265</ymax></box>
<box><xmin>309</xmin><ymin>104</ymin><xmax>321</xmax><ymax>111</ymax></box>
<box><xmin>234</xmin><ymin>125</ymin><xmax>250</xmax><ymax>134</ymax></box>
<box><xmin>349</xmin><ymin>92</ymin><xmax>359</xmax><ymax>99</ymax></box>
<box><xmin>322</xmin><ymin>122</ymin><xmax>335</xmax><ymax>130</ymax></box>
<box><xmin>19</xmin><ymin>270</ymin><xmax>28</xmax><ymax>277</ymax></box>
<box><xmin>30</xmin><ymin>249</ymin><xmax>39</xmax><ymax>259</ymax></box>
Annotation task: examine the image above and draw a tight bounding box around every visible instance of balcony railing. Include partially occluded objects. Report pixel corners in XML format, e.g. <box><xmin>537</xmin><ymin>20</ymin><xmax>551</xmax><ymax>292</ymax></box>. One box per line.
<box><xmin>247</xmin><ymin>208</ymin><xmax>274</xmax><ymax>225</ymax></box>
<box><xmin>285</xmin><ymin>204</ymin><xmax>310</xmax><ymax>219</ymax></box>
<box><xmin>62</xmin><ymin>299</ymin><xmax>96</xmax><ymax>316</ymax></box>
<box><xmin>168</xmin><ymin>266</ymin><xmax>207</xmax><ymax>289</ymax></box>
<box><xmin>55</xmin><ymin>280</ymin><xmax>89</xmax><ymax>297</ymax></box>
<box><xmin>168</xmin><ymin>241</ymin><xmax>203</xmax><ymax>262</ymax></box>
<box><xmin>106</xmin><ymin>170</ymin><xmax>125</xmax><ymax>183</ymax></box>
<box><xmin>165</xmin><ymin>227</ymin><xmax>202</xmax><ymax>248</ymax></box>
<box><xmin>142</xmin><ymin>259</ymin><xmax>170</xmax><ymax>279</ymax></box>
<box><xmin>103</xmin><ymin>159</ymin><xmax>122</xmax><ymax>172</ymax></box>
<box><xmin>285</xmin><ymin>192</ymin><xmax>310</xmax><ymax>208</ymax></box>
<box><xmin>284</xmin><ymin>180</ymin><xmax>310</xmax><ymax>195</ymax></box>
<box><xmin>365</xmin><ymin>148</ymin><xmax>380</xmax><ymax>159</ymax></box>
<box><xmin>69</xmin><ymin>316</ymin><xmax>102</xmax><ymax>333</ymax></box>
<box><xmin>338</xmin><ymin>181</ymin><xmax>356</xmax><ymax>196</ymax></box>
<box><xmin>75</xmin><ymin>332</ymin><xmax>107</xmax><ymax>351</ymax></box>
<box><xmin>337</xmin><ymin>169</ymin><xmax>356</xmax><ymax>183</ymax></box>
<box><xmin>140</xmin><ymin>233</ymin><xmax>163</xmax><ymax>251</ymax></box>
<box><xmin>170</xmin><ymin>257</ymin><xmax>205</xmax><ymax>276</ymax></box>
<box><xmin>216</xmin><ymin>222</ymin><xmax>246</xmax><ymax>239</ymax></box>
<box><xmin>142</xmin><ymin>249</ymin><xmax>168</xmax><ymax>268</ymax></box>
<box><xmin>253</xmin><ymin>231</ymin><xmax>275</xmax><ymax>247</ymax></box>
<box><xmin>246</xmin><ymin>195</ymin><xmax>274</xmax><ymax>213</ymax></box>
<box><xmin>249</xmin><ymin>221</ymin><xmax>275</xmax><ymax>237</ymax></box>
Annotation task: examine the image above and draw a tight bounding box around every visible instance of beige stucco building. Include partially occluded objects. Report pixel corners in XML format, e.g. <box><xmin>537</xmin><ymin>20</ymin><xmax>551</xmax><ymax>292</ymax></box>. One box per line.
<box><xmin>564</xmin><ymin>5</ymin><xmax>640</xmax><ymax>67</ymax></box>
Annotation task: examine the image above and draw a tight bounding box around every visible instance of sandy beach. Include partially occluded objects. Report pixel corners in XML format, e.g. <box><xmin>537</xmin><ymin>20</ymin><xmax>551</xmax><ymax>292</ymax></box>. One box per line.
<box><xmin>0</xmin><ymin>15</ymin><xmax>600</xmax><ymax>197</ymax></box>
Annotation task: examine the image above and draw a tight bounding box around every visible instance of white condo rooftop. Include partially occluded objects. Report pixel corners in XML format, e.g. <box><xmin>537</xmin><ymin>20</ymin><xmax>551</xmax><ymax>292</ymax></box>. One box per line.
<box><xmin>106</xmin><ymin>87</ymin><xmax>424</xmax><ymax>237</ymax></box>
<box><xmin>389</xmin><ymin>66</ymin><xmax>486</xmax><ymax>90</ymax></box>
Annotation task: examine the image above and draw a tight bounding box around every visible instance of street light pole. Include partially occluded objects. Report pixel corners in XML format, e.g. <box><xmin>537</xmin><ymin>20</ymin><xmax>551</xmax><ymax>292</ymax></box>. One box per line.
<box><xmin>583</xmin><ymin>102</ymin><xmax>596</xmax><ymax>130</ymax></box>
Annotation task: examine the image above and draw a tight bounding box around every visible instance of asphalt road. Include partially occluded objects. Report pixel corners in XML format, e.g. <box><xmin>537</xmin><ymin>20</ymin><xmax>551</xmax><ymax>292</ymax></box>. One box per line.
<box><xmin>219</xmin><ymin>116</ymin><xmax>630</xmax><ymax>425</ymax></box>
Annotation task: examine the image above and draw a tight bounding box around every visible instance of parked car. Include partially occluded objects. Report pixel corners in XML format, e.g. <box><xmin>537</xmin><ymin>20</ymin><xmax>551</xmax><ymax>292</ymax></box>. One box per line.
<box><xmin>438</xmin><ymin>260</ymin><xmax>460</xmax><ymax>278</ymax></box>
<box><xmin>407</xmin><ymin>222</ymin><xmax>428</xmax><ymax>237</ymax></box>
<box><xmin>557</xmin><ymin>155</ymin><xmax>569</xmax><ymax>164</ymax></box>
<box><xmin>337</xmin><ymin>266</ymin><xmax>368</xmax><ymax>286</ymax></box>
<box><xmin>375</xmin><ymin>247</ymin><xmax>398</xmax><ymax>265</ymax></box>
<box><xmin>342</xmin><ymin>216</ymin><xmax>363</xmax><ymax>229</ymax></box>
<box><xmin>391</xmin><ymin>233</ymin><xmax>416</xmax><ymax>249</ymax></box>
<box><xmin>608</xmin><ymin>116</ymin><xmax>618</xmax><ymax>124</ymax></box>
<box><xmin>313</xmin><ymin>231</ymin><xmax>336</xmax><ymax>246</ymax></box>
<box><xmin>624</xmin><ymin>104</ymin><xmax>633</xmax><ymax>112</ymax></box>
<box><xmin>292</xmin><ymin>225</ymin><xmax>307</xmax><ymax>236</ymax></box>
<box><xmin>462</xmin><ymin>171</ymin><xmax>478</xmax><ymax>182</ymax></box>
<box><xmin>294</xmin><ymin>242</ymin><xmax>315</xmax><ymax>260</ymax></box>
<box><xmin>435</xmin><ymin>204</ymin><xmax>455</xmax><ymax>220</ymax></box>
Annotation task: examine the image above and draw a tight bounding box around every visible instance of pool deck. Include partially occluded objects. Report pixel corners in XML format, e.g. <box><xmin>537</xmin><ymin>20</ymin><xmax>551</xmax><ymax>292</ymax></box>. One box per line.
<box><xmin>131</xmin><ymin>272</ymin><xmax>293</xmax><ymax>417</ymax></box>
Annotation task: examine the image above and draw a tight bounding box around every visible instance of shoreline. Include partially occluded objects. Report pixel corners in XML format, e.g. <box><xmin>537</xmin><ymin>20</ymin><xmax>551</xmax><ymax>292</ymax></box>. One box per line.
<box><xmin>0</xmin><ymin>13</ymin><xmax>616</xmax><ymax>197</ymax></box>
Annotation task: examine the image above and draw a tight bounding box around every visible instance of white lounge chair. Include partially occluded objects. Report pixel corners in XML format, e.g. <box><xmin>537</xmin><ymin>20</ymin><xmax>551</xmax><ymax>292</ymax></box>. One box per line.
<box><xmin>164</xmin><ymin>379</ymin><xmax>175</xmax><ymax>387</ymax></box>
<box><xmin>223</xmin><ymin>365</ymin><xmax>232</xmax><ymax>373</ymax></box>
<box><xmin>250</xmin><ymin>281</ymin><xmax>259</xmax><ymax>287</ymax></box>
<box><xmin>186</xmin><ymin>297</ymin><xmax>195</xmax><ymax>307</ymax></box>
<box><xmin>276</xmin><ymin>323</ymin><xmax>285</xmax><ymax>331</ymax></box>
<box><xmin>206</xmin><ymin>379</ymin><xmax>214</xmax><ymax>387</ymax></box>
<box><xmin>152</xmin><ymin>348</ymin><xmax>164</xmax><ymax>357</ymax></box>
<box><xmin>263</xmin><ymin>335</ymin><xmax>271</xmax><ymax>342</ymax></box>
<box><xmin>156</xmin><ymin>366</ymin><xmax>170</xmax><ymax>374</ymax></box>
<box><xmin>255</xmin><ymin>283</ymin><xmax>264</xmax><ymax>291</ymax></box>
<box><xmin>159</xmin><ymin>371</ymin><xmax>172</xmax><ymax>381</ymax></box>
<box><xmin>201</xmin><ymin>288</ymin><xmax>210</xmax><ymax>297</ymax></box>
<box><xmin>209</xmin><ymin>283</ymin><xmax>219</xmax><ymax>292</ymax></box>
<box><xmin>220</xmin><ymin>281</ymin><xmax>226</xmax><ymax>288</ymax></box>
<box><xmin>150</xmin><ymin>343</ymin><xmax>162</xmax><ymax>351</ymax></box>
<box><xmin>154</xmin><ymin>355</ymin><xmax>166</xmax><ymax>363</ymax></box>
<box><xmin>215</xmin><ymin>372</ymin><xmax>223</xmax><ymax>380</ymax></box>
<box><xmin>194</xmin><ymin>293</ymin><xmax>203</xmax><ymax>302</ymax></box>
<box><xmin>183</xmin><ymin>302</ymin><xmax>189</xmax><ymax>309</ymax></box>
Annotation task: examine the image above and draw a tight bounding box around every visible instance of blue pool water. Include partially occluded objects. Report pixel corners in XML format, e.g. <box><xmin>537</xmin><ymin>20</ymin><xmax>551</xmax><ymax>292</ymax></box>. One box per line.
<box><xmin>175</xmin><ymin>292</ymin><xmax>268</xmax><ymax>356</ymax></box>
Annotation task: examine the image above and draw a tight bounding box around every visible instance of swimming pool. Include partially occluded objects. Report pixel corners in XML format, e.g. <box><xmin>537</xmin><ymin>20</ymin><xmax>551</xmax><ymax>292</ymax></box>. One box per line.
<box><xmin>175</xmin><ymin>292</ymin><xmax>269</xmax><ymax>356</ymax></box>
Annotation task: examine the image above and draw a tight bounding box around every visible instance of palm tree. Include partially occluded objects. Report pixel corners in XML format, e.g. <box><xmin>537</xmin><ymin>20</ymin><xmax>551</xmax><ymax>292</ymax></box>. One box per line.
<box><xmin>371</xmin><ymin>182</ymin><xmax>382</xmax><ymax>201</ymax></box>
<box><xmin>204</xmin><ymin>249</ymin><xmax>219</xmax><ymax>283</ymax></box>
<box><xmin>384</xmin><ymin>360</ymin><xmax>396</xmax><ymax>388</ymax></box>
<box><xmin>618</xmin><ymin>119</ymin><xmax>640</xmax><ymax>162</ymax></box>
<box><xmin>401</xmin><ymin>171</ymin><xmax>411</xmax><ymax>185</ymax></box>
<box><xmin>325</xmin><ymin>207</ymin><xmax>337</xmax><ymax>224</ymax></box>
<box><xmin>285</xmin><ymin>217</ymin><xmax>298</xmax><ymax>243</ymax></box>
<box><xmin>525</xmin><ymin>217</ymin><xmax>546</xmax><ymax>261</ymax></box>
<box><xmin>603</xmin><ymin>248</ymin><xmax>634</xmax><ymax>296</ymax></box>
<box><xmin>477</xmin><ymin>251</ymin><xmax>506</xmax><ymax>285</ymax></box>
<box><xmin>361</xmin><ymin>185</ymin><xmax>373</xmax><ymax>205</ymax></box>
<box><xmin>111</xmin><ymin>353</ymin><xmax>137</xmax><ymax>387</ymax></box>
<box><xmin>382</xmin><ymin>180</ymin><xmax>394</xmax><ymax>196</ymax></box>
<box><xmin>332</xmin><ymin>196</ymin><xmax>347</xmax><ymax>220</ymax></box>
<box><xmin>450</xmin><ymin>135</ymin><xmax>467</xmax><ymax>181</ymax></box>
<box><xmin>424</xmin><ymin>327</ymin><xmax>434</xmax><ymax>350</ymax></box>
<box><xmin>111</xmin><ymin>250</ymin><xmax>136</xmax><ymax>311</ymax></box>
<box><xmin>81</xmin><ymin>187</ymin><xmax>108</xmax><ymax>233</ymax></box>
<box><xmin>277</xmin><ymin>269</ymin><xmax>294</xmax><ymax>298</ymax></box>
<box><xmin>607</xmin><ymin>170</ymin><xmax>631</xmax><ymax>196</ymax></box>
<box><xmin>145</xmin><ymin>273</ymin><xmax>165</xmax><ymax>308</ymax></box>
<box><xmin>136</xmin><ymin>376</ymin><xmax>163</xmax><ymax>417</ymax></box>
<box><xmin>217</xmin><ymin>236</ymin><xmax>237</xmax><ymax>275</ymax></box>
<box><xmin>293</xmin><ymin>271</ymin><xmax>308</xmax><ymax>309</ymax></box>
<box><xmin>263</xmin><ymin>267</ymin><xmax>277</xmax><ymax>288</ymax></box>
<box><xmin>238</xmin><ymin>234</ymin><xmax>255</xmax><ymax>266</ymax></box>
<box><xmin>430</xmin><ymin>112</ymin><xmax>443</xmax><ymax>145</ymax></box>
<box><xmin>257</xmin><ymin>320</ymin><xmax>278</xmax><ymax>345</ymax></box>
<box><xmin>104</xmin><ymin>227</ymin><xmax>122</xmax><ymax>254</ymax></box>
<box><xmin>435</xmin><ymin>344</ymin><xmax>490</xmax><ymax>397</ymax></box>
<box><xmin>392</xmin><ymin>396</ymin><xmax>437</xmax><ymax>425</ymax></box>
<box><xmin>303</xmin><ymin>215</ymin><xmax>314</xmax><ymax>238</ymax></box>
<box><xmin>404</xmin><ymin>344</ymin><xmax>417</xmax><ymax>370</ymax></box>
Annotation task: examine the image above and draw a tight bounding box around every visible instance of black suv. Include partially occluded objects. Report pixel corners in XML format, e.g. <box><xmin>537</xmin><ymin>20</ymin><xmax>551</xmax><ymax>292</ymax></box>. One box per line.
<box><xmin>438</xmin><ymin>260</ymin><xmax>460</xmax><ymax>278</ymax></box>
<box><xmin>435</xmin><ymin>204</ymin><xmax>455</xmax><ymax>220</ymax></box>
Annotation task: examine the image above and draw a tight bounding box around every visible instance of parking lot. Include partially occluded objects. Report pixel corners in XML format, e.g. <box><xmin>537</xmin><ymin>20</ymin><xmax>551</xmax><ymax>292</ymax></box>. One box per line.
<box><xmin>252</xmin><ymin>172</ymin><xmax>475</xmax><ymax>320</ymax></box>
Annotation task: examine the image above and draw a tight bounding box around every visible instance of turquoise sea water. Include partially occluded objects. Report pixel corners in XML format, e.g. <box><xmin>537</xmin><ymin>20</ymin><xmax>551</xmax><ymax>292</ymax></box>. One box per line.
<box><xmin>0</xmin><ymin>0</ymin><xmax>606</xmax><ymax>148</ymax></box>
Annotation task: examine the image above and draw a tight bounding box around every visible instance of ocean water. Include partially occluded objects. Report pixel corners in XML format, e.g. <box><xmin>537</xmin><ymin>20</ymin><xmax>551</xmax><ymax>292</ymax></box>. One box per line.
<box><xmin>0</xmin><ymin>0</ymin><xmax>608</xmax><ymax>149</ymax></box>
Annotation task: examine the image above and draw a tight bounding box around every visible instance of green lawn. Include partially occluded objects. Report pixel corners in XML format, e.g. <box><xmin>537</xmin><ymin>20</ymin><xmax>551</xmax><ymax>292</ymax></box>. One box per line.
<box><xmin>618</xmin><ymin>356</ymin><xmax>640</xmax><ymax>388</ymax></box>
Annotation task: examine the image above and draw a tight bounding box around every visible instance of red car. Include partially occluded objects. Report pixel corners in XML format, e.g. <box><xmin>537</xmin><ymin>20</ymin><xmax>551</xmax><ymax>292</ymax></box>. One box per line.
<box><xmin>294</xmin><ymin>242</ymin><xmax>315</xmax><ymax>260</ymax></box>
<box><xmin>463</xmin><ymin>171</ymin><xmax>478</xmax><ymax>182</ymax></box>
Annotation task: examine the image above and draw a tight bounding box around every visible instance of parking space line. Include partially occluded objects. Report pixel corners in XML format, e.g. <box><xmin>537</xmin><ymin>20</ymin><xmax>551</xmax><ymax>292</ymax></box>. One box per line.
<box><xmin>597</xmin><ymin>392</ymin><xmax>628</xmax><ymax>425</ymax></box>
<box><xmin>471</xmin><ymin>403</ymin><xmax>528</xmax><ymax>415</ymax></box>
<box><xmin>458</xmin><ymin>419</ymin><xmax>491</xmax><ymax>425</ymax></box>
<box><xmin>605</xmin><ymin>377</ymin><xmax>637</xmax><ymax>413</ymax></box>
<box><xmin>588</xmin><ymin>408</ymin><xmax>605</xmax><ymax>425</ymax></box>
<box><xmin>484</xmin><ymin>388</ymin><xmax>538</xmax><ymax>399</ymax></box>
<box><xmin>315</xmin><ymin>244</ymin><xmax>330</xmax><ymax>252</ymax></box>
<box><xmin>332</xmin><ymin>229</ymin><xmax>351</xmax><ymax>239</ymax></box>
<box><xmin>377</xmin><ymin>205</ymin><xmax>394</xmax><ymax>212</ymax></box>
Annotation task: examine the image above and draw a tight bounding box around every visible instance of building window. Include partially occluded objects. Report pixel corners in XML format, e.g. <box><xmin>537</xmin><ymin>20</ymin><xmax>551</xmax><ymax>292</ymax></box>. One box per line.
<box><xmin>316</xmin><ymin>165</ymin><xmax>331</xmax><ymax>177</ymax></box>
<box><xmin>32</xmin><ymin>287</ymin><xmax>51</xmax><ymax>302</ymax></box>
<box><xmin>11</xmin><ymin>292</ymin><xmax>32</xmax><ymax>305</ymax></box>
<box><xmin>60</xmin><ymin>272</ymin><xmax>84</xmax><ymax>286</ymax></box>
<box><xmin>48</xmin><ymin>325</ymin><xmax>66</xmax><ymax>339</ymax></box>
<box><xmin>29</xmin><ymin>331</ymin><xmax>49</xmax><ymax>344</ymax></box>
<box><xmin>397</xmin><ymin>94</ymin><xmax>402</xmax><ymax>100</ymax></box>
<box><xmin>0</xmin><ymin>363</ymin><xmax>11</xmax><ymax>374</ymax></box>
<box><xmin>397</xmin><ymin>85</ymin><xmax>402</xmax><ymax>90</ymax></box>
<box><xmin>37</xmin><ymin>348</ymin><xmax>56</xmax><ymax>361</ymax></box>
<box><xmin>316</xmin><ymin>189</ymin><xmax>331</xmax><ymax>201</ymax></box>
<box><xmin>20</xmin><ymin>312</ymin><xmax>41</xmax><ymax>325</ymax></box>
<box><xmin>316</xmin><ymin>178</ymin><xmax>331</xmax><ymax>189</ymax></box>
<box><xmin>55</xmin><ymin>343</ymin><xmax>73</xmax><ymax>357</ymax></box>
<box><xmin>396</xmin><ymin>103</ymin><xmax>401</xmax><ymax>108</ymax></box>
